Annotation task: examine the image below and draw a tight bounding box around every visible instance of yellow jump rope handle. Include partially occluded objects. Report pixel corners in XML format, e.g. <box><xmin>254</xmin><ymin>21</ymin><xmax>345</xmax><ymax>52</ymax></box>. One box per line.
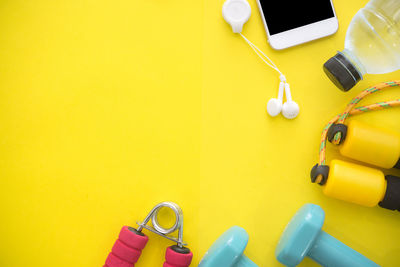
<box><xmin>339</xmin><ymin>120</ymin><xmax>400</xmax><ymax>169</ymax></box>
<box><xmin>312</xmin><ymin>82</ymin><xmax>400</xmax><ymax>210</ymax></box>
<box><xmin>322</xmin><ymin>159</ymin><xmax>400</xmax><ymax>210</ymax></box>
<box><xmin>322</xmin><ymin>160</ymin><xmax>387</xmax><ymax>207</ymax></box>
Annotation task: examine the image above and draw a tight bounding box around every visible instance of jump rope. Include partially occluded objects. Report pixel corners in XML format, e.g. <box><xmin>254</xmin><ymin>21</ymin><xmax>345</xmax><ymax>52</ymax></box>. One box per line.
<box><xmin>309</xmin><ymin>80</ymin><xmax>400</xmax><ymax>213</ymax></box>
<box><xmin>314</xmin><ymin>80</ymin><xmax>400</xmax><ymax>184</ymax></box>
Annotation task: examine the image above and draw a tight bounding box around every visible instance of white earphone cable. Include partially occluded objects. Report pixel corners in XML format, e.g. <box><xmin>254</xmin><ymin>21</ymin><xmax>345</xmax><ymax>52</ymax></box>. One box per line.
<box><xmin>239</xmin><ymin>33</ymin><xmax>285</xmax><ymax>80</ymax></box>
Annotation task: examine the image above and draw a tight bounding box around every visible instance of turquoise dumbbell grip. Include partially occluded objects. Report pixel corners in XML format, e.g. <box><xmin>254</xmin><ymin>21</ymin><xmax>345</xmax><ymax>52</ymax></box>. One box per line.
<box><xmin>235</xmin><ymin>255</ymin><xmax>258</xmax><ymax>267</ymax></box>
<box><xmin>308</xmin><ymin>231</ymin><xmax>379</xmax><ymax>267</ymax></box>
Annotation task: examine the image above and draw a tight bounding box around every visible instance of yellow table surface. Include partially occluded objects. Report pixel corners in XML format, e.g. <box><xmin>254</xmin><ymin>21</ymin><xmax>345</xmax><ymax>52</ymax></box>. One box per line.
<box><xmin>1</xmin><ymin>0</ymin><xmax>400</xmax><ymax>266</ymax></box>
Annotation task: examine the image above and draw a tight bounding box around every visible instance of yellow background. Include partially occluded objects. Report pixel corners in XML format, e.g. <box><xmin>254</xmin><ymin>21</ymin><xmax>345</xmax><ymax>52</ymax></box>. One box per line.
<box><xmin>0</xmin><ymin>0</ymin><xmax>399</xmax><ymax>266</ymax></box>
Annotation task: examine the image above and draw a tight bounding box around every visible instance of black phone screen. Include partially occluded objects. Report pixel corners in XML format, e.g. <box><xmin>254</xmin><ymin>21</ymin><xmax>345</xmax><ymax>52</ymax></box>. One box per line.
<box><xmin>258</xmin><ymin>1</ymin><xmax>335</xmax><ymax>35</ymax></box>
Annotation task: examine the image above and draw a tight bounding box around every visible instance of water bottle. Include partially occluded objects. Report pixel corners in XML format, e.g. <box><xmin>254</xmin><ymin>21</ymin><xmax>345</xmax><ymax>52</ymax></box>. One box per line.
<box><xmin>324</xmin><ymin>0</ymin><xmax>400</xmax><ymax>92</ymax></box>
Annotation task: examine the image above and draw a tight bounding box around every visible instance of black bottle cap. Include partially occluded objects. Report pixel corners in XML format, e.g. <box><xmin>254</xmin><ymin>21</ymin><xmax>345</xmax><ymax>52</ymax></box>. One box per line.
<box><xmin>323</xmin><ymin>52</ymin><xmax>362</xmax><ymax>92</ymax></box>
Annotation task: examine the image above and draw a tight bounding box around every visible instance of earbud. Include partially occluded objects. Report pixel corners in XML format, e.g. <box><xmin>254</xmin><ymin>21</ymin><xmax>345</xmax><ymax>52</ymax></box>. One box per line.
<box><xmin>222</xmin><ymin>0</ymin><xmax>299</xmax><ymax>120</ymax></box>
<box><xmin>267</xmin><ymin>80</ymin><xmax>285</xmax><ymax>117</ymax></box>
<box><xmin>222</xmin><ymin>0</ymin><xmax>251</xmax><ymax>33</ymax></box>
<box><xmin>282</xmin><ymin>83</ymin><xmax>300</xmax><ymax>119</ymax></box>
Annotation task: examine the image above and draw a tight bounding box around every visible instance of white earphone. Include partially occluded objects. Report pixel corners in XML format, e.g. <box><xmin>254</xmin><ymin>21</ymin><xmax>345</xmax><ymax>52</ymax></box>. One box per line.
<box><xmin>267</xmin><ymin>75</ymin><xmax>299</xmax><ymax>119</ymax></box>
<box><xmin>222</xmin><ymin>0</ymin><xmax>251</xmax><ymax>33</ymax></box>
<box><xmin>222</xmin><ymin>0</ymin><xmax>299</xmax><ymax>119</ymax></box>
<box><xmin>282</xmin><ymin>83</ymin><xmax>300</xmax><ymax>119</ymax></box>
<box><xmin>267</xmin><ymin>77</ymin><xmax>285</xmax><ymax>117</ymax></box>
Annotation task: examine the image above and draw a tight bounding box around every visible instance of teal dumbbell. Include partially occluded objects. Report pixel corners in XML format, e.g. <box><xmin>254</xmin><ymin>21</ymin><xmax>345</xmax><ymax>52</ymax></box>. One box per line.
<box><xmin>199</xmin><ymin>226</ymin><xmax>258</xmax><ymax>267</ymax></box>
<box><xmin>276</xmin><ymin>204</ymin><xmax>379</xmax><ymax>267</ymax></box>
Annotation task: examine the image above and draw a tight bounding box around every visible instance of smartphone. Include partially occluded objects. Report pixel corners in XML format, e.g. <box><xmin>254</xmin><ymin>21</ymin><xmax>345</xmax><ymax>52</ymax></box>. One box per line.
<box><xmin>256</xmin><ymin>1</ymin><xmax>338</xmax><ymax>50</ymax></box>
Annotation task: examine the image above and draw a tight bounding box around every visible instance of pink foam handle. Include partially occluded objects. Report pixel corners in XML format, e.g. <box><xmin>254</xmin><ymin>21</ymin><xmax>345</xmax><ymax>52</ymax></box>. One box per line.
<box><xmin>163</xmin><ymin>246</ymin><xmax>193</xmax><ymax>267</ymax></box>
<box><xmin>105</xmin><ymin>253</ymin><xmax>133</xmax><ymax>267</ymax></box>
<box><xmin>119</xmin><ymin>226</ymin><xmax>148</xmax><ymax>250</ymax></box>
<box><xmin>105</xmin><ymin>226</ymin><xmax>149</xmax><ymax>267</ymax></box>
<box><xmin>111</xmin><ymin>240</ymin><xmax>142</xmax><ymax>263</ymax></box>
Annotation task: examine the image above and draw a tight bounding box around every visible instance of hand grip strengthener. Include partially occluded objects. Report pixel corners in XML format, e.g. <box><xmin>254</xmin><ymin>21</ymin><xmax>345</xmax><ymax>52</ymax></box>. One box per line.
<box><xmin>104</xmin><ymin>202</ymin><xmax>193</xmax><ymax>267</ymax></box>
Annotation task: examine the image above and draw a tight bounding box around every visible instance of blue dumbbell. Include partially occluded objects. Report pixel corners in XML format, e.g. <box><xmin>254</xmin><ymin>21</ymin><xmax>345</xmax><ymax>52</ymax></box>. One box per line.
<box><xmin>199</xmin><ymin>226</ymin><xmax>258</xmax><ymax>267</ymax></box>
<box><xmin>276</xmin><ymin>204</ymin><xmax>379</xmax><ymax>267</ymax></box>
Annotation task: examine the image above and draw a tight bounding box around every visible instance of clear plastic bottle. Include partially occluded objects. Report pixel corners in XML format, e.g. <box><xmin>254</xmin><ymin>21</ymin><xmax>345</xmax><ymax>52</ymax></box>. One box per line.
<box><xmin>324</xmin><ymin>0</ymin><xmax>400</xmax><ymax>91</ymax></box>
